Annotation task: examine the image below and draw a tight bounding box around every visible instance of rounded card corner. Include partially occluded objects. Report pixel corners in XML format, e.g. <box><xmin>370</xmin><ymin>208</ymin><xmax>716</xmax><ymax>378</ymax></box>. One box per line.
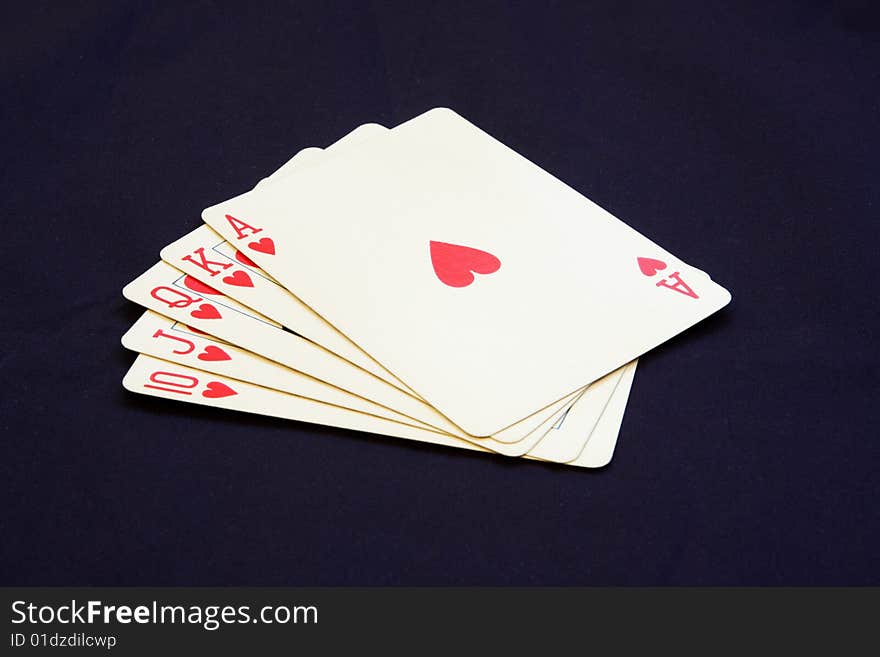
<box><xmin>425</xmin><ymin>106</ymin><xmax>459</xmax><ymax>121</ymax></box>
<box><xmin>121</xmin><ymin>374</ymin><xmax>137</xmax><ymax>393</ymax></box>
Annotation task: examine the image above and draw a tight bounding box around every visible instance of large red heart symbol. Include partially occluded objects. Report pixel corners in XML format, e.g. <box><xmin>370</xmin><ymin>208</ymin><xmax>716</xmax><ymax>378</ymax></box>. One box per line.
<box><xmin>222</xmin><ymin>270</ymin><xmax>253</xmax><ymax>288</ymax></box>
<box><xmin>248</xmin><ymin>237</ymin><xmax>275</xmax><ymax>255</ymax></box>
<box><xmin>198</xmin><ymin>345</ymin><xmax>231</xmax><ymax>362</ymax></box>
<box><xmin>190</xmin><ymin>303</ymin><xmax>222</xmax><ymax>320</ymax></box>
<box><xmin>637</xmin><ymin>257</ymin><xmax>668</xmax><ymax>277</ymax></box>
<box><xmin>184</xmin><ymin>275</ymin><xmax>220</xmax><ymax>295</ymax></box>
<box><xmin>430</xmin><ymin>241</ymin><xmax>501</xmax><ymax>288</ymax></box>
<box><xmin>202</xmin><ymin>381</ymin><xmax>237</xmax><ymax>398</ymax></box>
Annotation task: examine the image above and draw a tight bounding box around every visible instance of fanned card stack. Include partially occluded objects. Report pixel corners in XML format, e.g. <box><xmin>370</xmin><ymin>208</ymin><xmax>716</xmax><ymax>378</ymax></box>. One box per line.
<box><xmin>122</xmin><ymin>109</ymin><xmax>730</xmax><ymax>467</ymax></box>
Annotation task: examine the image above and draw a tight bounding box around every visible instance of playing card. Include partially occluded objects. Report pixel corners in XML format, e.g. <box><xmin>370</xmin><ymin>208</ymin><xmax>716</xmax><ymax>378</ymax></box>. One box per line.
<box><xmin>123</xmin><ymin>354</ymin><xmax>633</xmax><ymax>467</ymax></box>
<box><xmin>124</xmin><ymin>121</ymin><xmax>640</xmax><ymax>464</ymax></box>
<box><xmin>201</xmin><ymin>107</ymin><xmax>731</xmax><ymax>436</ymax></box>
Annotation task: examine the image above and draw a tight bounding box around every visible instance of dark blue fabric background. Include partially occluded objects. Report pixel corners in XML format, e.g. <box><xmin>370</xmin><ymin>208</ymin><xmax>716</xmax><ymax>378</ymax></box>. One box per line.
<box><xmin>1</xmin><ymin>1</ymin><xmax>877</xmax><ymax>585</ymax></box>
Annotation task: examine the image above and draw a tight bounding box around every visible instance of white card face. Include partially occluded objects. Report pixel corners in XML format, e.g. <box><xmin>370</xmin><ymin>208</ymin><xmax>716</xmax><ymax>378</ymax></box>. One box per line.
<box><xmin>123</xmin><ymin>354</ymin><xmax>632</xmax><ymax>468</ymax></box>
<box><xmin>202</xmin><ymin>107</ymin><xmax>730</xmax><ymax>436</ymax></box>
<box><xmin>121</xmin><ymin>261</ymin><xmax>589</xmax><ymax>456</ymax></box>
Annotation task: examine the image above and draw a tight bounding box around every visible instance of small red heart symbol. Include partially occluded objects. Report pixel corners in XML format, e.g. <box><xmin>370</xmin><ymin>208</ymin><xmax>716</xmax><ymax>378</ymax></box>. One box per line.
<box><xmin>248</xmin><ymin>237</ymin><xmax>275</xmax><ymax>255</ymax></box>
<box><xmin>202</xmin><ymin>381</ymin><xmax>237</xmax><ymax>398</ymax></box>
<box><xmin>222</xmin><ymin>270</ymin><xmax>253</xmax><ymax>288</ymax></box>
<box><xmin>198</xmin><ymin>345</ymin><xmax>231</xmax><ymax>362</ymax></box>
<box><xmin>637</xmin><ymin>257</ymin><xmax>667</xmax><ymax>277</ymax></box>
<box><xmin>430</xmin><ymin>241</ymin><xmax>501</xmax><ymax>288</ymax></box>
<box><xmin>190</xmin><ymin>303</ymin><xmax>222</xmax><ymax>320</ymax></box>
<box><xmin>235</xmin><ymin>250</ymin><xmax>260</xmax><ymax>268</ymax></box>
<box><xmin>184</xmin><ymin>275</ymin><xmax>221</xmax><ymax>295</ymax></box>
